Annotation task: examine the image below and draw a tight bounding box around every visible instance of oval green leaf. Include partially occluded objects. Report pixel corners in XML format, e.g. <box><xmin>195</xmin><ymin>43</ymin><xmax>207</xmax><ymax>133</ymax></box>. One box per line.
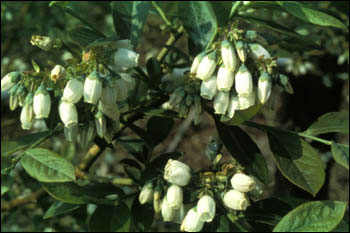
<box><xmin>273</xmin><ymin>201</ymin><xmax>347</xmax><ymax>232</ymax></box>
<box><xmin>304</xmin><ymin>112</ymin><xmax>349</xmax><ymax>136</ymax></box>
<box><xmin>331</xmin><ymin>142</ymin><xmax>349</xmax><ymax>169</ymax></box>
<box><xmin>43</xmin><ymin>201</ymin><xmax>81</xmax><ymax>219</ymax></box>
<box><xmin>21</xmin><ymin>148</ymin><xmax>76</xmax><ymax>183</ymax></box>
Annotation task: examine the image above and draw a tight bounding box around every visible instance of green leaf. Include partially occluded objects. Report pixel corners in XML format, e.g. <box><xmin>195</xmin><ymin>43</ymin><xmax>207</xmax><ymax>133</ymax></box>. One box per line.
<box><xmin>1</xmin><ymin>173</ymin><xmax>14</xmax><ymax>196</ymax></box>
<box><xmin>178</xmin><ymin>2</ymin><xmax>218</xmax><ymax>52</ymax></box>
<box><xmin>1</xmin><ymin>155</ymin><xmax>13</xmax><ymax>175</ymax></box>
<box><xmin>21</xmin><ymin>148</ymin><xmax>76</xmax><ymax>183</ymax></box>
<box><xmin>267</xmin><ymin>130</ymin><xmax>325</xmax><ymax>196</ymax></box>
<box><xmin>276</xmin><ymin>1</ymin><xmax>347</xmax><ymax>30</ymax></box>
<box><xmin>111</xmin><ymin>1</ymin><xmax>150</xmax><ymax>47</ymax></box>
<box><xmin>118</xmin><ymin>136</ymin><xmax>148</xmax><ymax>163</ymax></box>
<box><xmin>331</xmin><ymin>142</ymin><xmax>349</xmax><ymax>169</ymax></box>
<box><xmin>43</xmin><ymin>182</ymin><xmax>124</xmax><ymax>204</ymax></box>
<box><xmin>222</xmin><ymin>104</ymin><xmax>262</xmax><ymax>126</ymax></box>
<box><xmin>131</xmin><ymin>197</ymin><xmax>154</xmax><ymax>232</ymax></box>
<box><xmin>89</xmin><ymin>203</ymin><xmax>131</xmax><ymax>232</ymax></box>
<box><xmin>69</xmin><ymin>27</ymin><xmax>102</xmax><ymax>48</ymax></box>
<box><xmin>215</xmin><ymin>121</ymin><xmax>270</xmax><ymax>184</ymax></box>
<box><xmin>31</xmin><ymin>59</ymin><xmax>40</xmax><ymax>73</ymax></box>
<box><xmin>43</xmin><ymin>201</ymin><xmax>81</xmax><ymax>219</ymax></box>
<box><xmin>147</xmin><ymin>116</ymin><xmax>174</xmax><ymax>146</ymax></box>
<box><xmin>209</xmin><ymin>2</ymin><xmax>232</xmax><ymax>27</ymax></box>
<box><xmin>304</xmin><ymin>112</ymin><xmax>349</xmax><ymax>136</ymax></box>
<box><xmin>1</xmin><ymin>131</ymin><xmax>52</xmax><ymax>157</ymax></box>
<box><xmin>273</xmin><ymin>201</ymin><xmax>347</xmax><ymax>232</ymax></box>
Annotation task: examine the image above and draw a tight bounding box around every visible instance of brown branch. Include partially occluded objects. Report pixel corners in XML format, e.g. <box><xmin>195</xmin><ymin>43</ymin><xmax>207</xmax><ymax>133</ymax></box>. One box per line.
<box><xmin>157</xmin><ymin>25</ymin><xmax>184</xmax><ymax>63</ymax></box>
<box><xmin>1</xmin><ymin>188</ymin><xmax>46</xmax><ymax>212</ymax></box>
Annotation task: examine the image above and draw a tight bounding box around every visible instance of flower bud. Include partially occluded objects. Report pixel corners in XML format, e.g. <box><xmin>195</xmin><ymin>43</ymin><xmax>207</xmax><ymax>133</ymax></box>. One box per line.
<box><xmin>236</xmin><ymin>41</ymin><xmax>247</xmax><ymax>63</ymax></box>
<box><xmin>166</xmin><ymin>184</ymin><xmax>183</xmax><ymax>209</ymax></box>
<box><xmin>164</xmin><ymin>159</ymin><xmax>191</xmax><ymax>187</ymax></box>
<box><xmin>79</xmin><ymin>121</ymin><xmax>96</xmax><ymax>149</ymax></box>
<box><xmin>180</xmin><ymin>207</ymin><xmax>204</xmax><ymax>232</ymax></box>
<box><xmin>257</xmin><ymin>72</ymin><xmax>272</xmax><ymax>104</ymax></box>
<box><xmin>227</xmin><ymin>95</ymin><xmax>239</xmax><ymax>119</ymax></box>
<box><xmin>200</xmin><ymin>75</ymin><xmax>217</xmax><ymax>100</ymax></box>
<box><xmin>139</xmin><ymin>181</ymin><xmax>154</xmax><ymax>205</ymax></box>
<box><xmin>223</xmin><ymin>190</ymin><xmax>249</xmax><ymax>211</ymax></box>
<box><xmin>95</xmin><ymin>111</ymin><xmax>106</xmax><ymax>139</ymax></box>
<box><xmin>214</xmin><ymin>91</ymin><xmax>229</xmax><ymax>115</ymax></box>
<box><xmin>30</xmin><ymin>35</ymin><xmax>53</xmax><ymax>51</ymax></box>
<box><xmin>161</xmin><ymin>197</ymin><xmax>177</xmax><ymax>222</ymax></box>
<box><xmin>154</xmin><ymin>198</ymin><xmax>162</xmax><ymax>215</ymax></box>
<box><xmin>115</xmin><ymin>39</ymin><xmax>133</xmax><ymax>50</ymax></box>
<box><xmin>99</xmin><ymin>101</ymin><xmax>120</xmax><ymax>121</ymax></box>
<box><xmin>1</xmin><ymin>72</ymin><xmax>20</xmax><ymax>92</ymax></box>
<box><xmin>59</xmin><ymin>101</ymin><xmax>78</xmax><ymax>128</ymax></box>
<box><xmin>221</xmin><ymin>40</ymin><xmax>238</xmax><ymax>71</ymax></box>
<box><xmin>17</xmin><ymin>85</ymin><xmax>27</xmax><ymax>107</ymax></box>
<box><xmin>217</xmin><ymin>65</ymin><xmax>234</xmax><ymax>92</ymax></box>
<box><xmin>84</xmin><ymin>71</ymin><xmax>102</xmax><ymax>105</ymax></box>
<box><xmin>196</xmin><ymin>51</ymin><xmax>217</xmax><ymax>81</ymax></box>
<box><xmin>190</xmin><ymin>52</ymin><xmax>206</xmax><ymax>75</ymax></box>
<box><xmin>51</xmin><ymin>65</ymin><xmax>66</xmax><ymax>82</ymax></box>
<box><xmin>238</xmin><ymin>91</ymin><xmax>255</xmax><ymax>110</ymax></box>
<box><xmin>62</xmin><ymin>78</ymin><xmax>84</xmax><ymax>103</ymax></box>
<box><xmin>114</xmin><ymin>48</ymin><xmax>139</xmax><ymax>69</ymax></box>
<box><xmin>20</xmin><ymin>93</ymin><xmax>34</xmax><ymax>130</ymax></box>
<box><xmin>235</xmin><ymin>64</ymin><xmax>253</xmax><ymax>95</ymax></box>
<box><xmin>231</xmin><ymin>173</ymin><xmax>256</xmax><ymax>193</ymax></box>
<box><xmin>33</xmin><ymin>85</ymin><xmax>51</xmax><ymax>119</ymax></box>
<box><xmin>249</xmin><ymin>43</ymin><xmax>271</xmax><ymax>60</ymax></box>
<box><xmin>197</xmin><ymin>195</ymin><xmax>216</xmax><ymax>222</ymax></box>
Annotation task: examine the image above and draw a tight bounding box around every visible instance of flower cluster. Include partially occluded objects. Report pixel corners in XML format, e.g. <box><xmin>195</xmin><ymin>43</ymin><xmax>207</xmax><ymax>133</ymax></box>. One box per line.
<box><xmin>191</xmin><ymin>36</ymin><xmax>274</xmax><ymax>121</ymax></box>
<box><xmin>1</xmin><ymin>39</ymin><xmax>140</xmax><ymax>145</ymax></box>
<box><xmin>138</xmin><ymin>158</ymin><xmax>258</xmax><ymax>232</ymax></box>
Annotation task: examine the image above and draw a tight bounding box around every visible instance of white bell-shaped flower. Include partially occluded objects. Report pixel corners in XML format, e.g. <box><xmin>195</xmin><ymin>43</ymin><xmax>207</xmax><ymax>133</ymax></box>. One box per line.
<box><xmin>223</xmin><ymin>189</ymin><xmax>249</xmax><ymax>211</ymax></box>
<box><xmin>196</xmin><ymin>51</ymin><xmax>217</xmax><ymax>81</ymax></box>
<box><xmin>214</xmin><ymin>91</ymin><xmax>229</xmax><ymax>115</ymax></box>
<box><xmin>257</xmin><ymin>72</ymin><xmax>272</xmax><ymax>104</ymax></box>
<box><xmin>174</xmin><ymin>204</ymin><xmax>186</xmax><ymax>224</ymax></box>
<box><xmin>235</xmin><ymin>64</ymin><xmax>253</xmax><ymax>95</ymax></box>
<box><xmin>20</xmin><ymin>93</ymin><xmax>34</xmax><ymax>130</ymax></box>
<box><xmin>59</xmin><ymin>100</ymin><xmax>78</xmax><ymax>128</ymax></box>
<box><xmin>197</xmin><ymin>195</ymin><xmax>216</xmax><ymax>222</ymax></box>
<box><xmin>166</xmin><ymin>184</ymin><xmax>183</xmax><ymax>210</ymax></box>
<box><xmin>231</xmin><ymin>173</ymin><xmax>256</xmax><ymax>193</ymax></box>
<box><xmin>249</xmin><ymin>43</ymin><xmax>271</xmax><ymax>60</ymax></box>
<box><xmin>164</xmin><ymin>159</ymin><xmax>191</xmax><ymax>187</ymax></box>
<box><xmin>200</xmin><ymin>75</ymin><xmax>217</xmax><ymax>100</ymax></box>
<box><xmin>84</xmin><ymin>71</ymin><xmax>102</xmax><ymax>105</ymax></box>
<box><xmin>30</xmin><ymin>35</ymin><xmax>53</xmax><ymax>51</ymax></box>
<box><xmin>221</xmin><ymin>40</ymin><xmax>238</xmax><ymax>71</ymax></box>
<box><xmin>227</xmin><ymin>95</ymin><xmax>240</xmax><ymax>119</ymax></box>
<box><xmin>139</xmin><ymin>181</ymin><xmax>154</xmax><ymax>205</ymax></box>
<box><xmin>217</xmin><ymin>65</ymin><xmax>234</xmax><ymax>92</ymax></box>
<box><xmin>190</xmin><ymin>52</ymin><xmax>206</xmax><ymax>75</ymax></box>
<box><xmin>114</xmin><ymin>48</ymin><xmax>139</xmax><ymax>69</ymax></box>
<box><xmin>51</xmin><ymin>65</ymin><xmax>66</xmax><ymax>82</ymax></box>
<box><xmin>180</xmin><ymin>207</ymin><xmax>204</xmax><ymax>232</ymax></box>
<box><xmin>238</xmin><ymin>91</ymin><xmax>255</xmax><ymax>110</ymax></box>
<box><xmin>161</xmin><ymin>197</ymin><xmax>177</xmax><ymax>222</ymax></box>
<box><xmin>33</xmin><ymin>85</ymin><xmax>51</xmax><ymax>119</ymax></box>
<box><xmin>1</xmin><ymin>71</ymin><xmax>20</xmax><ymax>92</ymax></box>
<box><xmin>62</xmin><ymin>78</ymin><xmax>84</xmax><ymax>103</ymax></box>
<box><xmin>236</xmin><ymin>41</ymin><xmax>247</xmax><ymax>63</ymax></box>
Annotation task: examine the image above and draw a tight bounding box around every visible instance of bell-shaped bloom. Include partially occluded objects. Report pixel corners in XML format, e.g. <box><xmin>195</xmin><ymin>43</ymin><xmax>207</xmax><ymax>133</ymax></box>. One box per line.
<box><xmin>214</xmin><ymin>91</ymin><xmax>229</xmax><ymax>115</ymax></box>
<box><xmin>166</xmin><ymin>184</ymin><xmax>183</xmax><ymax>210</ymax></box>
<box><xmin>164</xmin><ymin>159</ymin><xmax>191</xmax><ymax>186</ymax></box>
<box><xmin>217</xmin><ymin>65</ymin><xmax>234</xmax><ymax>92</ymax></box>
<box><xmin>231</xmin><ymin>173</ymin><xmax>256</xmax><ymax>193</ymax></box>
<box><xmin>33</xmin><ymin>85</ymin><xmax>51</xmax><ymax>119</ymax></box>
<box><xmin>200</xmin><ymin>75</ymin><xmax>217</xmax><ymax>100</ymax></box>
<box><xmin>51</xmin><ymin>65</ymin><xmax>66</xmax><ymax>82</ymax></box>
<box><xmin>84</xmin><ymin>71</ymin><xmax>102</xmax><ymax>105</ymax></box>
<box><xmin>221</xmin><ymin>40</ymin><xmax>238</xmax><ymax>71</ymax></box>
<box><xmin>95</xmin><ymin>111</ymin><xmax>106</xmax><ymax>138</ymax></box>
<box><xmin>62</xmin><ymin>78</ymin><xmax>84</xmax><ymax>103</ymax></box>
<box><xmin>249</xmin><ymin>43</ymin><xmax>271</xmax><ymax>60</ymax></box>
<box><xmin>236</xmin><ymin>41</ymin><xmax>247</xmax><ymax>63</ymax></box>
<box><xmin>114</xmin><ymin>48</ymin><xmax>139</xmax><ymax>69</ymax></box>
<box><xmin>190</xmin><ymin>52</ymin><xmax>206</xmax><ymax>75</ymax></box>
<box><xmin>223</xmin><ymin>190</ymin><xmax>249</xmax><ymax>211</ymax></box>
<box><xmin>161</xmin><ymin>197</ymin><xmax>177</xmax><ymax>222</ymax></box>
<box><xmin>1</xmin><ymin>71</ymin><xmax>20</xmax><ymax>92</ymax></box>
<box><xmin>197</xmin><ymin>195</ymin><xmax>216</xmax><ymax>222</ymax></box>
<box><xmin>139</xmin><ymin>181</ymin><xmax>154</xmax><ymax>205</ymax></box>
<box><xmin>238</xmin><ymin>91</ymin><xmax>255</xmax><ymax>110</ymax></box>
<box><xmin>227</xmin><ymin>95</ymin><xmax>239</xmax><ymax>119</ymax></box>
<box><xmin>79</xmin><ymin>122</ymin><xmax>96</xmax><ymax>149</ymax></box>
<box><xmin>258</xmin><ymin>72</ymin><xmax>272</xmax><ymax>104</ymax></box>
<box><xmin>20</xmin><ymin>93</ymin><xmax>34</xmax><ymax>130</ymax></box>
<box><xmin>59</xmin><ymin>101</ymin><xmax>78</xmax><ymax>128</ymax></box>
<box><xmin>235</xmin><ymin>64</ymin><xmax>253</xmax><ymax>95</ymax></box>
<box><xmin>196</xmin><ymin>51</ymin><xmax>217</xmax><ymax>81</ymax></box>
<box><xmin>180</xmin><ymin>207</ymin><xmax>204</xmax><ymax>232</ymax></box>
<box><xmin>30</xmin><ymin>35</ymin><xmax>53</xmax><ymax>51</ymax></box>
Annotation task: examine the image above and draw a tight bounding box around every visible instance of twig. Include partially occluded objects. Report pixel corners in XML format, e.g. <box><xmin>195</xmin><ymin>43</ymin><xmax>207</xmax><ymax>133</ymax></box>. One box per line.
<box><xmin>1</xmin><ymin>188</ymin><xmax>46</xmax><ymax>212</ymax></box>
<box><xmin>157</xmin><ymin>26</ymin><xmax>184</xmax><ymax>63</ymax></box>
